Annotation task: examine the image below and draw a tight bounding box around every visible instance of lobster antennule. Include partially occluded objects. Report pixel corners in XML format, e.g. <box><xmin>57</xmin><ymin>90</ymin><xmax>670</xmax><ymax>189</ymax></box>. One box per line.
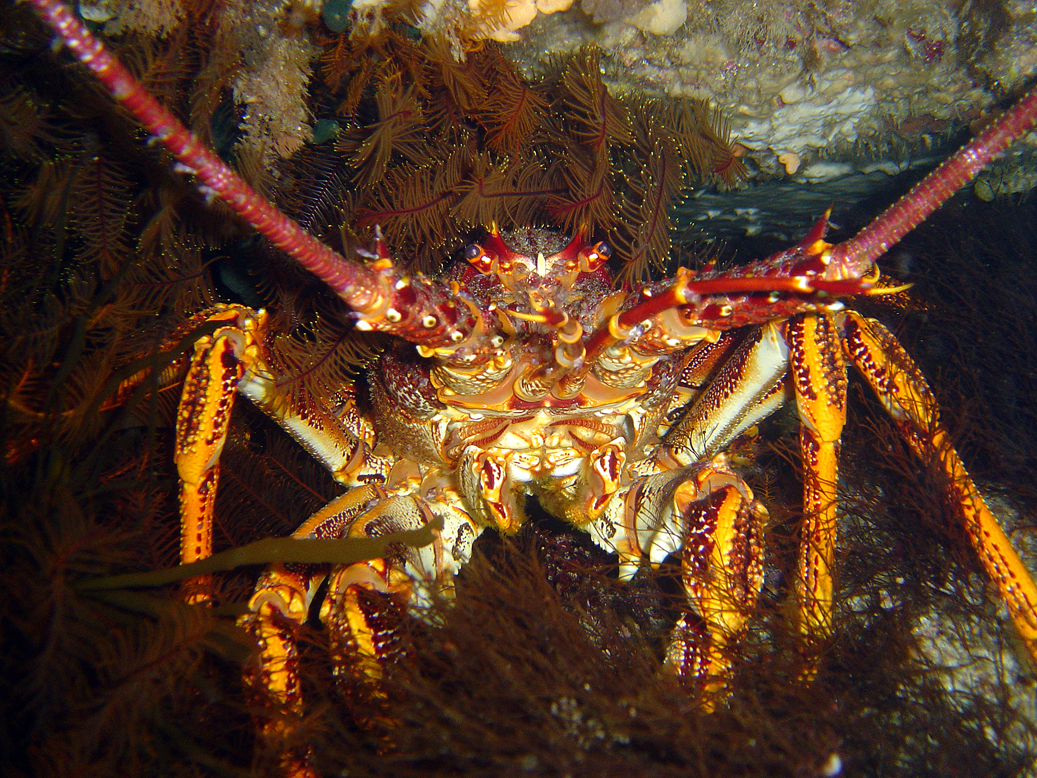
<box><xmin>578</xmin><ymin>261</ymin><xmax>873</xmax><ymax>370</ymax></box>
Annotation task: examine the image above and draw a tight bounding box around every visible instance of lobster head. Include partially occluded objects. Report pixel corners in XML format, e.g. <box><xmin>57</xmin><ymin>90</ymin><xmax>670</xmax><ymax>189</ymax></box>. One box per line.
<box><xmin>414</xmin><ymin>228</ymin><xmax>646</xmax><ymax>408</ymax></box>
<box><xmin>463</xmin><ymin>227</ymin><xmax>613</xmax><ymax>296</ymax></box>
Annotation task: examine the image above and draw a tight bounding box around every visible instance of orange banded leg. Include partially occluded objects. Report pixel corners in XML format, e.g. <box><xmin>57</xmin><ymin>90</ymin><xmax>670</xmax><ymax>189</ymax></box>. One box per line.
<box><xmin>320</xmin><ymin>495</ymin><xmax>438</xmax><ymax>690</ymax></box>
<box><xmin>244</xmin><ymin>485</ymin><xmax>471</xmax><ymax>769</ymax></box>
<box><xmin>786</xmin><ymin>313</ymin><xmax>848</xmax><ymax>658</ymax></box>
<box><xmin>175</xmin><ymin>310</ymin><xmax>255</xmax><ymax>601</ymax></box>
<box><xmin>665</xmin><ymin>465</ymin><xmax>767</xmax><ymax>705</ymax></box>
<box><xmin>174</xmin><ymin>306</ymin><xmax>377</xmax><ymax>602</ymax></box>
<box><xmin>618</xmin><ymin>462</ymin><xmax>765</xmax><ymax>704</ymax></box>
<box><xmin>241</xmin><ymin>486</ymin><xmax>384</xmax><ymax>777</ymax></box>
<box><xmin>841</xmin><ymin>311</ymin><xmax>1037</xmax><ymax>664</ymax></box>
<box><xmin>320</xmin><ymin>490</ymin><xmax>480</xmax><ymax>730</ymax></box>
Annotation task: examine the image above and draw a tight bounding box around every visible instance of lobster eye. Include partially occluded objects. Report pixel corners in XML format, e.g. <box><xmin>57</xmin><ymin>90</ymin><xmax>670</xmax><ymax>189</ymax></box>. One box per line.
<box><xmin>580</xmin><ymin>240</ymin><xmax>612</xmax><ymax>273</ymax></box>
<box><xmin>465</xmin><ymin>242</ymin><xmax>496</xmax><ymax>272</ymax></box>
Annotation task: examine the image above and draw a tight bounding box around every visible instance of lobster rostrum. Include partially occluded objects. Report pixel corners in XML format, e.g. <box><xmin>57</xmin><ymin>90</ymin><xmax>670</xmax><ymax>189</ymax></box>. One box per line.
<box><xmin>28</xmin><ymin>0</ymin><xmax>1037</xmax><ymax>771</ymax></box>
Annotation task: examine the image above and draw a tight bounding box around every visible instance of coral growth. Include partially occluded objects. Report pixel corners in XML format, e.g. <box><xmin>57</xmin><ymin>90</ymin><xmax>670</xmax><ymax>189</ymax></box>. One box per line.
<box><xmin>463</xmin><ymin>0</ymin><xmax>575</xmax><ymax>42</ymax></box>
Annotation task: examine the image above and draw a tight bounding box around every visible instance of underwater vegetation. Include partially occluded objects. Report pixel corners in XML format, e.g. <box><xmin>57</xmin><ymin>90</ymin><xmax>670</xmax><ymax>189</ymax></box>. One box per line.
<box><xmin>2</xmin><ymin>1</ymin><xmax>1036</xmax><ymax>776</ymax></box>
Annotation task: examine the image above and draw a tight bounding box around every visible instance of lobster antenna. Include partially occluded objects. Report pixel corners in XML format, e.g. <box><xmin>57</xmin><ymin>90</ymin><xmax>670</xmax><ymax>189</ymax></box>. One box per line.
<box><xmin>27</xmin><ymin>0</ymin><xmax>388</xmax><ymax>314</ymax></box>
<box><xmin>827</xmin><ymin>85</ymin><xmax>1037</xmax><ymax>278</ymax></box>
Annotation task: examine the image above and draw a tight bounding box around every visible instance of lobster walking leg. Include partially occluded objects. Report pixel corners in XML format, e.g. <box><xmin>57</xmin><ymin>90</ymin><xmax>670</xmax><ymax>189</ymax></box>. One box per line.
<box><xmin>242</xmin><ymin>486</ymin><xmax>387</xmax><ymax>778</ymax></box>
<box><xmin>175</xmin><ymin>309</ymin><xmax>256</xmax><ymax>600</ymax></box>
<box><xmin>662</xmin><ymin>324</ymin><xmax>790</xmax><ymax>465</ymax></box>
<box><xmin>612</xmin><ymin>462</ymin><xmax>766</xmax><ymax>704</ymax></box>
<box><xmin>171</xmin><ymin>306</ymin><xmax>378</xmax><ymax>597</ymax></box>
<box><xmin>666</xmin><ymin>467</ymin><xmax>767</xmax><ymax>703</ymax></box>
<box><xmin>661</xmin><ymin>314</ymin><xmax>851</xmax><ymax>672</ymax></box>
<box><xmin>320</xmin><ymin>493</ymin><xmax>452</xmax><ymax>692</ymax></box>
<box><xmin>841</xmin><ymin>311</ymin><xmax>1037</xmax><ymax>661</ymax></box>
<box><xmin>786</xmin><ymin>314</ymin><xmax>848</xmax><ymax>651</ymax></box>
<box><xmin>254</xmin><ymin>482</ymin><xmax>481</xmax><ymax>697</ymax></box>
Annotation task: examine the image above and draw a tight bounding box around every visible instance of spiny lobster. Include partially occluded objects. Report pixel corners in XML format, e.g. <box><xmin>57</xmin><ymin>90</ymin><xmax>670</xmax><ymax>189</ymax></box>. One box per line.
<box><xmin>26</xmin><ymin>0</ymin><xmax>1037</xmax><ymax>775</ymax></box>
